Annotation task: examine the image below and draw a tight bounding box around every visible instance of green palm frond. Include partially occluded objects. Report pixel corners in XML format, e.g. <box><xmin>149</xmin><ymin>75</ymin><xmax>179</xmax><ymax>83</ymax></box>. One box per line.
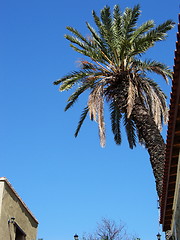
<box><xmin>86</xmin><ymin>22</ymin><xmax>105</xmax><ymax>49</ymax></box>
<box><xmin>153</xmin><ymin>20</ymin><xmax>175</xmax><ymax>41</ymax></box>
<box><xmin>116</xmin><ymin>5</ymin><xmax>141</xmax><ymax>65</ymax></box>
<box><xmin>110</xmin><ymin>100</ymin><xmax>122</xmax><ymax>145</ymax></box>
<box><xmin>65</xmin><ymin>34</ymin><xmax>91</xmax><ymax>51</ymax></box>
<box><xmin>66</xmin><ymin>26</ymin><xmax>92</xmax><ymax>46</ymax></box>
<box><xmin>65</xmin><ymin>27</ymin><xmax>106</xmax><ymax>62</ymax></box>
<box><xmin>69</xmin><ymin>43</ymin><xmax>103</xmax><ymax>62</ymax></box>
<box><xmin>122</xmin><ymin>4</ymin><xmax>141</xmax><ymax>36</ymax></box>
<box><xmin>74</xmin><ymin>106</ymin><xmax>89</xmax><ymax>137</ymax></box>
<box><xmin>92</xmin><ymin>10</ymin><xmax>109</xmax><ymax>50</ymax></box>
<box><xmin>65</xmin><ymin>36</ymin><xmax>103</xmax><ymax>62</ymax></box>
<box><xmin>146</xmin><ymin>61</ymin><xmax>172</xmax><ymax>82</ymax></box>
<box><xmin>112</xmin><ymin>5</ymin><xmax>122</xmax><ymax>35</ymax></box>
<box><xmin>101</xmin><ymin>6</ymin><xmax>112</xmax><ymax>27</ymax></box>
<box><xmin>100</xmin><ymin>6</ymin><xmax>113</xmax><ymax>44</ymax></box>
<box><xmin>111</xmin><ymin>5</ymin><xmax>123</xmax><ymax>61</ymax></box>
<box><xmin>55</xmin><ymin>4</ymin><xmax>175</xmax><ymax>149</ymax></box>
<box><xmin>92</xmin><ymin>9</ymin><xmax>104</xmax><ymax>34</ymax></box>
<box><xmin>113</xmin><ymin>5</ymin><xmax>122</xmax><ymax>28</ymax></box>
<box><xmin>130</xmin><ymin>37</ymin><xmax>154</xmax><ymax>56</ymax></box>
<box><xmin>60</xmin><ymin>78</ymin><xmax>79</xmax><ymax>91</ymax></box>
<box><xmin>135</xmin><ymin>19</ymin><xmax>175</xmax><ymax>50</ymax></box>
<box><xmin>58</xmin><ymin>70</ymin><xmax>97</xmax><ymax>91</ymax></box>
<box><xmin>129</xmin><ymin>20</ymin><xmax>154</xmax><ymax>43</ymax></box>
<box><xmin>65</xmin><ymin>79</ymin><xmax>96</xmax><ymax>111</ymax></box>
<box><xmin>78</xmin><ymin>62</ymin><xmax>111</xmax><ymax>78</ymax></box>
<box><xmin>92</xmin><ymin>7</ymin><xmax>119</xmax><ymax>65</ymax></box>
<box><xmin>86</xmin><ymin>22</ymin><xmax>113</xmax><ymax>63</ymax></box>
<box><xmin>132</xmin><ymin>59</ymin><xmax>173</xmax><ymax>82</ymax></box>
<box><xmin>54</xmin><ymin>70</ymin><xmax>90</xmax><ymax>86</ymax></box>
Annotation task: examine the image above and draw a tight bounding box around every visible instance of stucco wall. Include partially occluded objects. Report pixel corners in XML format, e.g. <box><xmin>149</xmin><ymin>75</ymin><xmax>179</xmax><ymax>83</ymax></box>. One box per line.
<box><xmin>174</xmin><ymin>188</ymin><xmax>180</xmax><ymax>239</ymax></box>
<box><xmin>0</xmin><ymin>180</ymin><xmax>38</xmax><ymax>240</ymax></box>
<box><xmin>0</xmin><ymin>181</ymin><xmax>4</xmax><ymax>220</ymax></box>
<box><xmin>172</xmin><ymin>152</ymin><xmax>180</xmax><ymax>239</ymax></box>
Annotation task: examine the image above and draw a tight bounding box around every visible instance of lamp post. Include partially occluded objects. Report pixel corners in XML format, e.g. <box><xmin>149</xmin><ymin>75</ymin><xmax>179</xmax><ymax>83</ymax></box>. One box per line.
<box><xmin>8</xmin><ymin>217</ymin><xmax>15</xmax><ymax>224</ymax></box>
<box><xmin>74</xmin><ymin>234</ymin><xmax>79</xmax><ymax>240</ymax></box>
<box><xmin>156</xmin><ymin>233</ymin><xmax>161</xmax><ymax>240</ymax></box>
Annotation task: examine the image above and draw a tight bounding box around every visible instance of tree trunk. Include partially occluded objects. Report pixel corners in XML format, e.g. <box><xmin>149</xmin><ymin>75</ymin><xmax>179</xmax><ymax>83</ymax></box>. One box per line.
<box><xmin>132</xmin><ymin>102</ymin><xmax>166</xmax><ymax>198</ymax></box>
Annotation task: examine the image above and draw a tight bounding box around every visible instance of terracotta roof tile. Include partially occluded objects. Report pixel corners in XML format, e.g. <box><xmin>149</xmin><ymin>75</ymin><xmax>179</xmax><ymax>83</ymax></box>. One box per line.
<box><xmin>160</xmin><ymin>14</ymin><xmax>180</xmax><ymax>231</ymax></box>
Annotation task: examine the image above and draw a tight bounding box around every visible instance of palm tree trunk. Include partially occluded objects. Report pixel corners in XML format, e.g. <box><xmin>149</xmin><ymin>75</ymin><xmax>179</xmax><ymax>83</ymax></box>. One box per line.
<box><xmin>132</xmin><ymin>102</ymin><xmax>166</xmax><ymax>198</ymax></box>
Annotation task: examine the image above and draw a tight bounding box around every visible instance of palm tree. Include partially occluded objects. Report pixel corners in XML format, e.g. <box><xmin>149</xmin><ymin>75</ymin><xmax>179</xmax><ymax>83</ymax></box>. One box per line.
<box><xmin>54</xmin><ymin>5</ymin><xmax>174</xmax><ymax>198</ymax></box>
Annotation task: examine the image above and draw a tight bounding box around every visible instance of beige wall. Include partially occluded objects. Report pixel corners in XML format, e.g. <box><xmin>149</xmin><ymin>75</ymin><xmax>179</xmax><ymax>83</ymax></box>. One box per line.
<box><xmin>0</xmin><ymin>180</ymin><xmax>38</xmax><ymax>240</ymax></box>
<box><xmin>0</xmin><ymin>181</ymin><xmax>4</xmax><ymax>220</ymax></box>
<box><xmin>171</xmin><ymin>152</ymin><xmax>180</xmax><ymax>240</ymax></box>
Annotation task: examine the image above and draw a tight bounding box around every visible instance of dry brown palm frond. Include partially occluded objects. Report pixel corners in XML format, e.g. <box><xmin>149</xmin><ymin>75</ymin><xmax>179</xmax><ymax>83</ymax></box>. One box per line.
<box><xmin>150</xmin><ymin>66</ymin><xmax>169</xmax><ymax>83</ymax></box>
<box><xmin>127</xmin><ymin>77</ymin><xmax>136</xmax><ymax>118</ymax></box>
<box><xmin>88</xmin><ymin>91</ymin><xmax>97</xmax><ymax>121</ymax></box>
<box><xmin>76</xmin><ymin>59</ymin><xmax>88</xmax><ymax>68</ymax></box>
<box><xmin>154</xmin><ymin>96</ymin><xmax>161</xmax><ymax>130</ymax></box>
<box><xmin>100</xmin><ymin>50</ymin><xmax>117</xmax><ymax>71</ymax></box>
<box><xmin>163</xmin><ymin>107</ymin><xmax>169</xmax><ymax>124</ymax></box>
<box><xmin>136</xmin><ymin>75</ymin><xmax>168</xmax><ymax>131</ymax></box>
<box><xmin>150</xmin><ymin>89</ymin><xmax>168</xmax><ymax>131</ymax></box>
<box><xmin>88</xmin><ymin>85</ymin><xmax>106</xmax><ymax>147</ymax></box>
<box><xmin>77</xmin><ymin>59</ymin><xmax>96</xmax><ymax>70</ymax></box>
<box><xmin>98</xmin><ymin>92</ymin><xmax>106</xmax><ymax>147</ymax></box>
<box><xmin>90</xmin><ymin>56</ymin><xmax>113</xmax><ymax>73</ymax></box>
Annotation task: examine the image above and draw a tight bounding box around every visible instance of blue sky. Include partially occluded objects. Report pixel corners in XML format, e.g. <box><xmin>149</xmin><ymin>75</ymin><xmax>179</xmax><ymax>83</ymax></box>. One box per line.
<box><xmin>0</xmin><ymin>1</ymin><xmax>179</xmax><ymax>240</ymax></box>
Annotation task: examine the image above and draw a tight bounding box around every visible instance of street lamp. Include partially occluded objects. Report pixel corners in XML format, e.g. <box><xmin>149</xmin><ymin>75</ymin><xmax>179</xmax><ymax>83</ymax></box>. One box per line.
<box><xmin>74</xmin><ymin>234</ymin><xmax>79</xmax><ymax>240</ymax></box>
<box><xmin>8</xmin><ymin>217</ymin><xmax>15</xmax><ymax>224</ymax></box>
<box><xmin>156</xmin><ymin>233</ymin><xmax>161</xmax><ymax>240</ymax></box>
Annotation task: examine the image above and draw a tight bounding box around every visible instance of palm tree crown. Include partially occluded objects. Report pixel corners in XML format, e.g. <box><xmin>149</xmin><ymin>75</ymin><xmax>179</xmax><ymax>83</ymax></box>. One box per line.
<box><xmin>54</xmin><ymin>4</ymin><xmax>174</xmax><ymax>197</ymax></box>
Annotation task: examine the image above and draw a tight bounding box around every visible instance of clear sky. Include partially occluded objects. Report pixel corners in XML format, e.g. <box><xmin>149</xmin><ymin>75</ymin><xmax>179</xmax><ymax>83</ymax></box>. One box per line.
<box><xmin>0</xmin><ymin>1</ymin><xmax>179</xmax><ymax>240</ymax></box>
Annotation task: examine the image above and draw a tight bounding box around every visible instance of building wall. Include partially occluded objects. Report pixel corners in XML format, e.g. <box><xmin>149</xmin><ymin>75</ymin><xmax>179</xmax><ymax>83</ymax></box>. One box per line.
<box><xmin>0</xmin><ymin>181</ymin><xmax>4</xmax><ymax>220</ymax></box>
<box><xmin>172</xmin><ymin>152</ymin><xmax>180</xmax><ymax>240</ymax></box>
<box><xmin>173</xmin><ymin>190</ymin><xmax>180</xmax><ymax>239</ymax></box>
<box><xmin>0</xmin><ymin>180</ymin><xmax>38</xmax><ymax>240</ymax></box>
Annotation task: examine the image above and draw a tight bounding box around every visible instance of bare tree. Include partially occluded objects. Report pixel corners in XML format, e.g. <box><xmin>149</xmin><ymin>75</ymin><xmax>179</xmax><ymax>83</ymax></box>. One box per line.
<box><xmin>82</xmin><ymin>218</ymin><xmax>136</xmax><ymax>240</ymax></box>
